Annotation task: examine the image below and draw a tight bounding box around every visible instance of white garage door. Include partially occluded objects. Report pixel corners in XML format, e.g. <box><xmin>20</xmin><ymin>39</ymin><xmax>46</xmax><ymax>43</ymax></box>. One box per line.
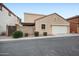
<box><xmin>52</xmin><ymin>26</ymin><xmax>68</xmax><ymax>34</ymax></box>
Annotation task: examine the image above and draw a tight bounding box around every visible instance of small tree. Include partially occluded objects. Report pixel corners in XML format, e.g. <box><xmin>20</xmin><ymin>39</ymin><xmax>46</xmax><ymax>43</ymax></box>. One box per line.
<box><xmin>12</xmin><ymin>31</ymin><xmax>23</xmax><ymax>38</ymax></box>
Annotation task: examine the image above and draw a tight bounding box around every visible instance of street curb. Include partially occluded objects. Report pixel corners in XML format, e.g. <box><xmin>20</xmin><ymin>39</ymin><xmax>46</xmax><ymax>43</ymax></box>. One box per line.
<box><xmin>0</xmin><ymin>34</ymin><xmax>79</xmax><ymax>41</ymax></box>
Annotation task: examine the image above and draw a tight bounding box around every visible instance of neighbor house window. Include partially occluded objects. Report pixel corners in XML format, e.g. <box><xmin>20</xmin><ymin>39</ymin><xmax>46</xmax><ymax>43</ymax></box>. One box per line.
<box><xmin>8</xmin><ymin>12</ymin><xmax>11</xmax><ymax>16</ymax></box>
<box><xmin>41</xmin><ymin>24</ymin><xmax>45</xmax><ymax>29</ymax></box>
<box><xmin>0</xmin><ymin>5</ymin><xmax>2</xmax><ymax>11</ymax></box>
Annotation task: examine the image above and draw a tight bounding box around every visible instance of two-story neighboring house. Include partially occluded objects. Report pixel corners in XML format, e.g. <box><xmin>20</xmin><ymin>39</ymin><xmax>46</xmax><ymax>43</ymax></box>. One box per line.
<box><xmin>22</xmin><ymin>13</ymin><xmax>70</xmax><ymax>36</ymax></box>
<box><xmin>67</xmin><ymin>15</ymin><xmax>79</xmax><ymax>33</ymax></box>
<box><xmin>21</xmin><ymin>13</ymin><xmax>45</xmax><ymax>36</ymax></box>
<box><xmin>0</xmin><ymin>3</ymin><xmax>21</xmax><ymax>36</ymax></box>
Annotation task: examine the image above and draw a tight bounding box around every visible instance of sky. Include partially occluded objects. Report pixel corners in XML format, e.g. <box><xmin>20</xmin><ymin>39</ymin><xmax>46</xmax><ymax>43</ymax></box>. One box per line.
<box><xmin>4</xmin><ymin>3</ymin><xmax>79</xmax><ymax>22</ymax></box>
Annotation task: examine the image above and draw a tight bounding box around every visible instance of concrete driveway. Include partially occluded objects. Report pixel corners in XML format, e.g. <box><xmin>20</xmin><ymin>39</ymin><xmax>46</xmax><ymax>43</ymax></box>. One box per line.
<box><xmin>0</xmin><ymin>36</ymin><xmax>79</xmax><ymax>56</ymax></box>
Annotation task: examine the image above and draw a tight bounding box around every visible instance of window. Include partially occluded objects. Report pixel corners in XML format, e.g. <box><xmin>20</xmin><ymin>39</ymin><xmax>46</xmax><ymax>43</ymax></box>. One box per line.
<box><xmin>8</xmin><ymin>12</ymin><xmax>11</xmax><ymax>16</ymax></box>
<box><xmin>0</xmin><ymin>5</ymin><xmax>2</xmax><ymax>11</ymax></box>
<box><xmin>41</xmin><ymin>24</ymin><xmax>45</xmax><ymax>29</ymax></box>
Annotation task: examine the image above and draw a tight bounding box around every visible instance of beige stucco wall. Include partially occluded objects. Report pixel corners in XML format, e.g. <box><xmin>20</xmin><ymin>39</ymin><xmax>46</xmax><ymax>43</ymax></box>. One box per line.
<box><xmin>24</xmin><ymin>13</ymin><xmax>45</xmax><ymax>23</ymax></box>
<box><xmin>0</xmin><ymin>6</ymin><xmax>20</xmax><ymax>34</ymax></box>
<box><xmin>21</xmin><ymin>26</ymin><xmax>35</xmax><ymax>36</ymax></box>
<box><xmin>35</xmin><ymin>13</ymin><xmax>70</xmax><ymax>35</ymax></box>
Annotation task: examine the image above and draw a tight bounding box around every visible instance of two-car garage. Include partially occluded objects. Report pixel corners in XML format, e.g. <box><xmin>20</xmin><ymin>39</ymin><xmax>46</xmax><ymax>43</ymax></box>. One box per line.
<box><xmin>52</xmin><ymin>25</ymin><xmax>69</xmax><ymax>35</ymax></box>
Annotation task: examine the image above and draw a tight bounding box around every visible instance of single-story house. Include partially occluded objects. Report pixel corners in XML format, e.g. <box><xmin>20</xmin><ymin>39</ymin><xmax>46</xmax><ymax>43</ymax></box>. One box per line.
<box><xmin>67</xmin><ymin>15</ymin><xmax>79</xmax><ymax>33</ymax></box>
<box><xmin>21</xmin><ymin>13</ymin><xmax>70</xmax><ymax>36</ymax></box>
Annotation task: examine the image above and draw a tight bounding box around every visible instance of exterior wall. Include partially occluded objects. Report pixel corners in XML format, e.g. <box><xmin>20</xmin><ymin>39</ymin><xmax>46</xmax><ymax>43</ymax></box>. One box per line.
<box><xmin>68</xmin><ymin>17</ymin><xmax>79</xmax><ymax>23</ymax></box>
<box><xmin>21</xmin><ymin>26</ymin><xmax>35</xmax><ymax>36</ymax></box>
<box><xmin>77</xmin><ymin>27</ymin><xmax>79</xmax><ymax>33</ymax></box>
<box><xmin>68</xmin><ymin>17</ymin><xmax>79</xmax><ymax>33</ymax></box>
<box><xmin>17</xmin><ymin>25</ymin><xmax>22</xmax><ymax>31</ymax></box>
<box><xmin>70</xmin><ymin>22</ymin><xmax>77</xmax><ymax>33</ymax></box>
<box><xmin>0</xmin><ymin>4</ymin><xmax>20</xmax><ymax>35</ymax></box>
<box><xmin>35</xmin><ymin>13</ymin><xmax>69</xmax><ymax>35</ymax></box>
<box><xmin>24</xmin><ymin>13</ymin><xmax>45</xmax><ymax>23</ymax></box>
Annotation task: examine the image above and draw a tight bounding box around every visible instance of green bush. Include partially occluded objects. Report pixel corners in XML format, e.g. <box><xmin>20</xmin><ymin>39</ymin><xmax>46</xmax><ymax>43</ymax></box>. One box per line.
<box><xmin>12</xmin><ymin>31</ymin><xmax>23</xmax><ymax>38</ymax></box>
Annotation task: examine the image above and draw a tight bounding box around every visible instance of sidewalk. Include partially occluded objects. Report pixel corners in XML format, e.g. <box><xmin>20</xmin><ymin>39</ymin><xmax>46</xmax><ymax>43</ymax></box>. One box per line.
<box><xmin>0</xmin><ymin>36</ymin><xmax>12</xmax><ymax>39</ymax></box>
<box><xmin>0</xmin><ymin>34</ymin><xmax>79</xmax><ymax>41</ymax></box>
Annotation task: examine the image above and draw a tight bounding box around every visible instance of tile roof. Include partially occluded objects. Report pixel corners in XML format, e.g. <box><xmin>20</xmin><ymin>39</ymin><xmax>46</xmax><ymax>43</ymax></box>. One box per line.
<box><xmin>67</xmin><ymin>15</ymin><xmax>79</xmax><ymax>20</ymax></box>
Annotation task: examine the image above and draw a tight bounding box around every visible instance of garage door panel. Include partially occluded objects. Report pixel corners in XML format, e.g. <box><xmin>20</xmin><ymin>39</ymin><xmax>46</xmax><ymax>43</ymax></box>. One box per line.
<box><xmin>52</xmin><ymin>26</ymin><xmax>68</xmax><ymax>34</ymax></box>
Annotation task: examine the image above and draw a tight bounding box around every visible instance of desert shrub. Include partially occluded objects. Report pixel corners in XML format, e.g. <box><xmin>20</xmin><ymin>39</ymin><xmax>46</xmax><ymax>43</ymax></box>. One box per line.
<box><xmin>12</xmin><ymin>31</ymin><xmax>23</xmax><ymax>38</ymax></box>
<box><xmin>34</xmin><ymin>31</ymin><xmax>39</xmax><ymax>37</ymax></box>
<box><xmin>43</xmin><ymin>32</ymin><xmax>47</xmax><ymax>36</ymax></box>
<box><xmin>24</xmin><ymin>33</ymin><xmax>28</xmax><ymax>37</ymax></box>
<box><xmin>0</xmin><ymin>32</ymin><xmax>6</xmax><ymax>36</ymax></box>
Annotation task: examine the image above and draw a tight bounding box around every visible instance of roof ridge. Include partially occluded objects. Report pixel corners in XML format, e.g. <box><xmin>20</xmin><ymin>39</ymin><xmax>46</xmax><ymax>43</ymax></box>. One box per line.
<box><xmin>34</xmin><ymin>13</ymin><xmax>64</xmax><ymax>22</ymax></box>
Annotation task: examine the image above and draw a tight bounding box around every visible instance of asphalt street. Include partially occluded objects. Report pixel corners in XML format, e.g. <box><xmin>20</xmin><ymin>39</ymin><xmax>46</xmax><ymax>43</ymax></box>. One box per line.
<box><xmin>0</xmin><ymin>36</ymin><xmax>79</xmax><ymax>56</ymax></box>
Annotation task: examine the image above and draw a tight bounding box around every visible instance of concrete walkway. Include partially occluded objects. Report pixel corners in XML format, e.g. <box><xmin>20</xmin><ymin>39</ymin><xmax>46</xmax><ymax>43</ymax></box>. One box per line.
<box><xmin>0</xmin><ymin>34</ymin><xmax>79</xmax><ymax>41</ymax></box>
